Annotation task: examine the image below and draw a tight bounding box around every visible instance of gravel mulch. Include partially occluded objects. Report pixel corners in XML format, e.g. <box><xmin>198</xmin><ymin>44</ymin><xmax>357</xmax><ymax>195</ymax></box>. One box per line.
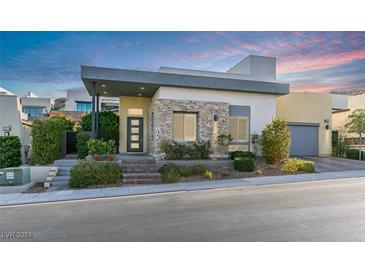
<box><xmin>24</xmin><ymin>182</ymin><xmax>47</xmax><ymax>193</ymax></box>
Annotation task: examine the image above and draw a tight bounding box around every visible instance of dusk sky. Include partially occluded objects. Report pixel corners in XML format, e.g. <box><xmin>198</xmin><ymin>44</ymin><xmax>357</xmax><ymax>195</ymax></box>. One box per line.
<box><xmin>1</xmin><ymin>31</ymin><xmax>364</xmax><ymax>98</ymax></box>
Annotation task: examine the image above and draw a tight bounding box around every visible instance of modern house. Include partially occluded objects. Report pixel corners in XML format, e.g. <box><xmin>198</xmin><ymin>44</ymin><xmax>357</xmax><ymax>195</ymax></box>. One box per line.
<box><xmin>0</xmin><ymin>87</ymin><xmax>32</xmax><ymax>162</ymax></box>
<box><xmin>20</xmin><ymin>92</ymin><xmax>54</xmax><ymax>118</ymax></box>
<box><xmin>64</xmin><ymin>87</ymin><xmax>119</xmax><ymax>112</ymax></box>
<box><xmin>80</xmin><ymin>55</ymin><xmax>330</xmax><ymax>157</ymax></box>
<box><xmin>332</xmin><ymin>93</ymin><xmax>365</xmax><ymax>149</ymax></box>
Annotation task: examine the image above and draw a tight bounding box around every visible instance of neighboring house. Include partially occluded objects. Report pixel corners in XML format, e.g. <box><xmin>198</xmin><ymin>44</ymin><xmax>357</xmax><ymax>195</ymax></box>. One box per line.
<box><xmin>64</xmin><ymin>87</ymin><xmax>119</xmax><ymax>112</ymax></box>
<box><xmin>20</xmin><ymin>91</ymin><xmax>54</xmax><ymax>117</ymax></box>
<box><xmin>81</xmin><ymin>55</ymin><xmax>299</xmax><ymax>157</ymax></box>
<box><xmin>332</xmin><ymin>93</ymin><xmax>365</xmax><ymax>149</ymax></box>
<box><xmin>276</xmin><ymin>93</ymin><xmax>332</xmax><ymax>156</ymax></box>
<box><xmin>0</xmin><ymin>87</ymin><xmax>32</xmax><ymax>163</ymax></box>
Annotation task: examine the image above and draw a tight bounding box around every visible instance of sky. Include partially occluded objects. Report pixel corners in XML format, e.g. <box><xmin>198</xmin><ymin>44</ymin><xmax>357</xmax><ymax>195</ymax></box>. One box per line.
<box><xmin>0</xmin><ymin>31</ymin><xmax>364</xmax><ymax>98</ymax></box>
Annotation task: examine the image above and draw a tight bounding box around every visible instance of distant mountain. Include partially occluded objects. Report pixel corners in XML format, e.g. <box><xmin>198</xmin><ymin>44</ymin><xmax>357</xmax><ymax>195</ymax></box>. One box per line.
<box><xmin>330</xmin><ymin>88</ymin><xmax>365</xmax><ymax>95</ymax></box>
<box><xmin>53</xmin><ymin>97</ymin><xmax>66</xmax><ymax>110</ymax></box>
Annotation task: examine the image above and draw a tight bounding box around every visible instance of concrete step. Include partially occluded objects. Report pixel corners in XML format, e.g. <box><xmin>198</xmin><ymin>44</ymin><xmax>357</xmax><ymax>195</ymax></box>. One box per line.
<box><xmin>50</xmin><ymin>180</ymin><xmax>69</xmax><ymax>187</ymax></box>
<box><xmin>52</xmin><ymin>175</ymin><xmax>70</xmax><ymax>182</ymax></box>
<box><xmin>58</xmin><ymin>171</ymin><xmax>70</xmax><ymax>176</ymax></box>
<box><xmin>122</xmin><ymin>178</ymin><xmax>161</xmax><ymax>184</ymax></box>
<box><xmin>122</xmin><ymin>173</ymin><xmax>161</xmax><ymax>179</ymax></box>
<box><xmin>122</xmin><ymin>159</ymin><xmax>155</xmax><ymax>165</ymax></box>
<box><xmin>122</xmin><ymin>167</ymin><xmax>159</xmax><ymax>173</ymax></box>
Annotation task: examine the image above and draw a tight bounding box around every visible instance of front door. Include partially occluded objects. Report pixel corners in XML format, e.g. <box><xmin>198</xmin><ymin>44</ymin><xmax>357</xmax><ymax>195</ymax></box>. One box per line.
<box><xmin>127</xmin><ymin>117</ymin><xmax>143</xmax><ymax>152</ymax></box>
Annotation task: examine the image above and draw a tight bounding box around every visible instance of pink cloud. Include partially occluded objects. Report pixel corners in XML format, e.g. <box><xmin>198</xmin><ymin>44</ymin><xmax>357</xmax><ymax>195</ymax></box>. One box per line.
<box><xmin>278</xmin><ymin>50</ymin><xmax>365</xmax><ymax>73</ymax></box>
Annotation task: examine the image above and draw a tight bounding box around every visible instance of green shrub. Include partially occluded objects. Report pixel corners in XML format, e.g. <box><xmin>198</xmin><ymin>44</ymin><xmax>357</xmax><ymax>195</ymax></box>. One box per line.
<box><xmin>160</xmin><ymin>140</ymin><xmax>211</xmax><ymax>160</ymax></box>
<box><xmin>191</xmin><ymin>141</ymin><xmax>211</xmax><ymax>159</ymax></box>
<box><xmin>261</xmin><ymin>119</ymin><xmax>291</xmax><ymax>165</ymax></box>
<box><xmin>0</xmin><ymin>136</ymin><xmax>22</xmax><ymax>168</ymax></box>
<box><xmin>282</xmin><ymin>158</ymin><xmax>315</xmax><ymax>173</ymax></box>
<box><xmin>49</xmin><ymin>113</ymin><xmax>77</xmax><ymax>131</ymax></box>
<box><xmin>234</xmin><ymin>157</ymin><xmax>255</xmax><ymax>172</ymax></box>
<box><xmin>230</xmin><ymin>151</ymin><xmax>254</xmax><ymax>159</ymax></box>
<box><xmin>76</xmin><ymin>132</ymin><xmax>91</xmax><ymax>159</ymax></box>
<box><xmin>159</xmin><ymin>163</ymin><xmax>181</xmax><ymax>183</ymax></box>
<box><xmin>69</xmin><ymin>161</ymin><xmax>121</xmax><ymax>188</ymax></box>
<box><xmin>180</xmin><ymin>164</ymin><xmax>207</xmax><ymax>176</ymax></box>
<box><xmin>346</xmin><ymin>149</ymin><xmax>365</xmax><ymax>160</ymax></box>
<box><xmin>31</xmin><ymin>119</ymin><xmax>65</xmax><ymax>165</ymax></box>
<box><xmin>80</xmin><ymin>111</ymin><xmax>119</xmax><ymax>151</ymax></box>
<box><xmin>87</xmin><ymin>139</ymin><xmax>116</xmax><ymax>159</ymax></box>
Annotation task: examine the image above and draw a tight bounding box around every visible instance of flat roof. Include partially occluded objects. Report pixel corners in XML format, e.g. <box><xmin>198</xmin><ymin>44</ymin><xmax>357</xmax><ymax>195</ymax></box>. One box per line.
<box><xmin>81</xmin><ymin>65</ymin><xmax>289</xmax><ymax>97</ymax></box>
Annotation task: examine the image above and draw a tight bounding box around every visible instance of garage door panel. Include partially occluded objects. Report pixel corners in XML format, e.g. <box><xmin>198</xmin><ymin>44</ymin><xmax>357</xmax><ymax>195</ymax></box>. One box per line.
<box><xmin>289</xmin><ymin>125</ymin><xmax>318</xmax><ymax>156</ymax></box>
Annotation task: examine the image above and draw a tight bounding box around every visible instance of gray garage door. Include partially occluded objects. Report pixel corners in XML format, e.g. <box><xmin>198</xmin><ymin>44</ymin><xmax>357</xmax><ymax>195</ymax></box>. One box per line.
<box><xmin>289</xmin><ymin>124</ymin><xmax>319</xmax><ymax>156</ymax></box>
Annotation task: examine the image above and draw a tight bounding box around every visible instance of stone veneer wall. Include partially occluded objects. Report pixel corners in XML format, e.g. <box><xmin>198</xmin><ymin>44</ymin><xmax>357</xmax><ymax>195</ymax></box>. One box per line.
<box><xmin>148</xmin><ymin>99</ymin><xmax>229</xmax><ymax>156</ymax></box>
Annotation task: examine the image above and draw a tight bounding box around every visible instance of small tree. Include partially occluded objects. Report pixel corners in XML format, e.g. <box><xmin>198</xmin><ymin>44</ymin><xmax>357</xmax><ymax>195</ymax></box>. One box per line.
<box><xmin>261</xmin><ymin>119</ymin><xmax>291</xmax><ymax>165</ymax></box>
<box><xmin>345</xmin><ymin>109</ymin><xmax>365</xmax><ymax>160</ymax></box>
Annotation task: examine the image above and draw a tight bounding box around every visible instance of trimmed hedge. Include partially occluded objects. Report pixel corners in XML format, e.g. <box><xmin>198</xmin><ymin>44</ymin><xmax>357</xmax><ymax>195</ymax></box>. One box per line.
<box><xmin>31</xmin><ymin>119</ymin><xmax>65</xmax><ymax>165</ymax></box>
<box><xmin>234</xmin><ymin>157</ymin><xmax>255</xmax><ymax>172</ymax></box>
<box><xmin>346</xmin><ymin>149</ymin><xmax>365</xmax><ymax>160</ymax></box>
<box><xmin>76</xmin><ymin>132</ymin><xmax>91</xmax><ymax>159</ymax></box>
<box><xmin>230</xmin><ymin>151</ymin><xmax>254</xmax><ymax>159</ymax></box>
<box><xmin>160</xmin><ymin>141</ymin><xmax>211</xmax><ymax>160</ymax></box>
<box><xmin>69</xmin><ymin>161</ymin><xmax>121</xmax><ymax>188</ymax></box>
<box><xmin>0</xmin><ymin>136</ymin><xmax>22</xmax><ymax>168</ymax></box>
<box><xmin>281</xmin><ymin>158</ymin><xmax>315</xmax><ymax>173</ymax></box>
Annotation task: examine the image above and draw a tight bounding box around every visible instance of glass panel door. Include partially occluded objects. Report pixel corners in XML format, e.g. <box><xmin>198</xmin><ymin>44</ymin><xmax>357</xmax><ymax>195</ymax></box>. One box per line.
<box><xmin>127</xmin><ymin>117</ymin><xmax>143</xmax><ymax>152</ymax></box>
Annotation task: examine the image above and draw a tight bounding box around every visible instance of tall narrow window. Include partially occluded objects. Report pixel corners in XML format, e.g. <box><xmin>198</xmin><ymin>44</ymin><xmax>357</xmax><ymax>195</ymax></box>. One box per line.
<box><xmin>229</xmin><ymin>116</ymin><xmax>249</xmax><ymax>142</ymax></box>
<box><xmin>173</xmin><ymin>112</ymin><xmax>197</xmax><ymax>141</ymax></box>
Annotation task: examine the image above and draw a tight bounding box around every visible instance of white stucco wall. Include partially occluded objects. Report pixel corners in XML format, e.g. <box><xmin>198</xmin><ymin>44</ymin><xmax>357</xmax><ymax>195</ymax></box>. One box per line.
<box><xmin>0</xmin><ymin>95</ymin><xmax>31</xmax><ymax>163</ymax></box>
<box><xmin>331</xmin><ymin>94</ymin><xmax>350</xmax><ymax>110</ymax></box>
<box><xmin>20</xmin><ymin>97</ymin><xmax>52</xmax><ymax>111</ymax></box>
<box><xmin>153</xmin><ymin>86</ymin><xmax>279</xmax><ymax>135</ymax></box>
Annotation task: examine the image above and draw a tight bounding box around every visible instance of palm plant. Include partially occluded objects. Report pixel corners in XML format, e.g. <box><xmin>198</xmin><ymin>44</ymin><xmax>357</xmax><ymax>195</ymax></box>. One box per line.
<box><xmin>345</xmin><ymin>109</ymin><xmax>365</xmax><ymax>160</ymax></box>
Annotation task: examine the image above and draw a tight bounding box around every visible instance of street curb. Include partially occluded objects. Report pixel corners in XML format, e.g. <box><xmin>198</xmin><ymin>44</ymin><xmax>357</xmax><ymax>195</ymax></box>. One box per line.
<box><xmin>1</xmin><ymin>170</ymin><xmax>365</xmax><ymax>206</ymax></box>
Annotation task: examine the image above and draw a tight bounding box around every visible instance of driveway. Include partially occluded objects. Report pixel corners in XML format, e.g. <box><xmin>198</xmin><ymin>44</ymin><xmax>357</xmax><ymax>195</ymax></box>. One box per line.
<box><xmin>304</xmin><ymin>156</ymin><xmax>365</xmax><ymax>172</ymax></box>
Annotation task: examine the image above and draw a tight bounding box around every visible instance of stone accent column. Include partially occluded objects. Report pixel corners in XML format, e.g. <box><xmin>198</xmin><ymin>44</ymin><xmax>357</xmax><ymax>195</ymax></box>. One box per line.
<box><xmin>148</xmin><ymin>99</ymin><xmax>229</xmax><ymax>156</ymax></box>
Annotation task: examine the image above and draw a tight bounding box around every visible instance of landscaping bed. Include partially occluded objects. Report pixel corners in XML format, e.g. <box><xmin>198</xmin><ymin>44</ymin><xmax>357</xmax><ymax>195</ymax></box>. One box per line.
<box><xmin>24</xmin><ymin>182</ymin><xmax>47</xmax><ymax>193</ymax></box>
<box><xmin>172</xmin><ymin>157</ymin><xmax>308</xmax><ymax>183</ymax></box>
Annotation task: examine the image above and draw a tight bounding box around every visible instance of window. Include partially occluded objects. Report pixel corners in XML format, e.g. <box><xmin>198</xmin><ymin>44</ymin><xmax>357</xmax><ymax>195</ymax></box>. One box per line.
<box><xmin>128</xmin><ymin>108</ymin><xmax>143</xmax><ymax>116</ymax></box>
<box><xmin>229</xmin><ymin>116</ymin><xmax>249</xmax><ymax>142</ymax></box>
<box><xmin>173</xmin><ymin>112</ymin><xmax>197</xmax><ymax>142</ymax></box>
<box><xmin>22</xmin><ymin>107</ymin><xmax>45</xmax><ymax>117</ymax></box>
<box><xmin>76</xmin><ymin>102</ymin><xmax>92</xmax><ymax>112</ymax></box>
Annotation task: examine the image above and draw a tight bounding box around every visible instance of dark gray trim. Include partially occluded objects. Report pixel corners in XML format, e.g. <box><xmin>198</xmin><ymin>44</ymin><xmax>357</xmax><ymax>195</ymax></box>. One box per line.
<box><xmin>287</xmin><ymin>122</ymin><xmax>320</xmax><ymax>127</ymax></box>
<box><xmin>81</xmin><ymin>65</ymin><xmax>289</xmax><ymax>96</ymax></box>
<box><xmin>229</xmin><ymin>105</ymin><xmax>251</xmax><ymax>151</ymax></box>
<box><xmin>91</xmin><ymin>81</ymin><xmax>96</xmax><ymax>139</ymax></box>
<box><xmin>229</xmin><ymin>105</ymin><xmax>250</xmax><ymax>116</ymax></box>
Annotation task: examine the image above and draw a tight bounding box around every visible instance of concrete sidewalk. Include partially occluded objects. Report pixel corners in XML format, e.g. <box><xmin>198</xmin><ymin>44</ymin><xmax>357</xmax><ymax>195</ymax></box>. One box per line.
<box><xmin>1</xmin><ymin>170</ymin><xmax>365</xmax><ymax>206</ymax></box>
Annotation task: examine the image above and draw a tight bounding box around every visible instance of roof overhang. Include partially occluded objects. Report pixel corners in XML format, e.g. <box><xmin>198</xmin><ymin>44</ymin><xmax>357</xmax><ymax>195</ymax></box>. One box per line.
<box><xmin>81</xmin><ymin>65</ymin><xmax>289</xmax><ymax>97</ymax></box>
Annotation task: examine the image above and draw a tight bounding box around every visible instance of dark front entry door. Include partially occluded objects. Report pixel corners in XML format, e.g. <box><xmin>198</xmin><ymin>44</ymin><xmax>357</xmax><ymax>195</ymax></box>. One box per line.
<box><xmin>127</xmin><ymin>117</ymin><xmax>143</xmax><ymax>152</ymax></box>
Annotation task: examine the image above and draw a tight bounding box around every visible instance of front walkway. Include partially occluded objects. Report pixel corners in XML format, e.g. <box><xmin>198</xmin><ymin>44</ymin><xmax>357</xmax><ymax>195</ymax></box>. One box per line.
<box><xmin>1</xmin><ymin>169</ymin><xmax>365</xmax><ymax>206</ymax></box>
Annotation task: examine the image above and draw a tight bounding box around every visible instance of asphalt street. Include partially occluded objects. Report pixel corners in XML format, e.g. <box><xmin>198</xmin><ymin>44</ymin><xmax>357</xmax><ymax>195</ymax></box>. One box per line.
<box><xmin>1</xmin><ymin>177</ymin><xmax>365</xmax><ymax>241</ymax></box>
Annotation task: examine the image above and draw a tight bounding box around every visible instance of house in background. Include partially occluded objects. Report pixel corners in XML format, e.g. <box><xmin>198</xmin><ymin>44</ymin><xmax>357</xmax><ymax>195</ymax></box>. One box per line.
<box><xmin>80</xmin><ymin>55</ymin><xmax>331</xmax><ymax>157</ymax></box>
<box><xmin>20</xmin><ymin>91</ymin><xmax>54</xmax><ymax>118</ymax></box>
<box><xmin>0</xmin><ymin>87</ymin><xmax>32</xmax><ymax>162</ymax></box>
<box><xmin>64</xmin><ymin>87</ymin><xmax>119</xmax><ymax>113</ymax></box>
<box><xmin>332</xmin><ymin>93</ymin><xmax>365</xmax><ymax>150</ymax></box>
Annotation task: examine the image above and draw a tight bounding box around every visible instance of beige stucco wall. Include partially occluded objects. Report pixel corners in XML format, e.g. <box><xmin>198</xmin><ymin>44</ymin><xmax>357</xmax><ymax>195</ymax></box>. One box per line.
<box><xmin>119</xmin><ymin>96</ymin><xmax>151</xmax><ymax>153</ymax></box>
<box><xmin>276</xmin><ymin>92</ymin><xmax>332</xmax><ymax>156</ymax></box>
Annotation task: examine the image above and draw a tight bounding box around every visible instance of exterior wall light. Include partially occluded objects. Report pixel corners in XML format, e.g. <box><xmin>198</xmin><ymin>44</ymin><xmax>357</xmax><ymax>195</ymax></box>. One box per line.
<box><xmin>214</xmin><ymin>115</ymin><xmax>218</xmax><ymax>121</ymax></box>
